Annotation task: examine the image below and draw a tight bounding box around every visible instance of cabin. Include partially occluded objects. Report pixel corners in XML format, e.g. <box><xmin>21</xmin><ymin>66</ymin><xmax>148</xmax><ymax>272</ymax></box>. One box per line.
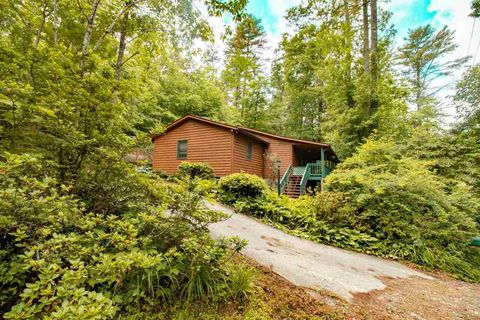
<box><xmin>152</xmin><ymin>115</ymin><xmax>338</xmax><ymax>197</ymax></box>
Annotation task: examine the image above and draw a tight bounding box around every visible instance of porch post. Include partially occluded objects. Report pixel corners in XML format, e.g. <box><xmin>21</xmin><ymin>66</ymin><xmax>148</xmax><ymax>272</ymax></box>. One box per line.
<box><xmin>320</xmin><ymin>147</ymin><xmax>325</xmax><ymax>191</ymax></box>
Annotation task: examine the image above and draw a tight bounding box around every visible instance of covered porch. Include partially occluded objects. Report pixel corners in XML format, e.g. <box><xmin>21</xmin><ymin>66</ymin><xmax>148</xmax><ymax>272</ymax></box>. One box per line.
<box><xmin>280</xmin><ymin>143</ymin><xmax>338</xmax><ymax>197</ymax></box>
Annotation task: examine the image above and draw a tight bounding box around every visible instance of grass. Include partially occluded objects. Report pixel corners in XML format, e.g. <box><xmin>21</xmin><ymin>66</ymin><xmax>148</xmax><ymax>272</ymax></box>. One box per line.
<box><xmin>118</xmin><ymin>257</ymin><xmax>358</xmax><ymax>320</ymax></box>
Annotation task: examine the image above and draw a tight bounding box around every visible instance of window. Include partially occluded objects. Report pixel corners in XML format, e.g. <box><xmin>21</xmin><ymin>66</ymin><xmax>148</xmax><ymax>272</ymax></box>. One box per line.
<box><xmin>177</xmin><ymin>140</ymin><xmax>188</xmax><ymax>159</ymax></box>
<box><xmin>246</xmin><ymin>142</ymin><xmax>252</xmax><ymax>160</ymax></box>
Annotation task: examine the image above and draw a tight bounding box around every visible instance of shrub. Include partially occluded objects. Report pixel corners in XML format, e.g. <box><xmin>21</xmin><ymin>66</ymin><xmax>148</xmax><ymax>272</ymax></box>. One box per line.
<box><xmin>0</xmin><ymin>154</ymin><xmax>248</xmax><ymax>318</ymax></box>
<box><xmin>324</xmin><ymin>140</ymin><xmax>478</xmax><ymax>246</ymax></box>
<box><xmin>322</xmin><ymin>139</ymin><xmax>480</xmax><ymax>281</ymax></box>
<box><xmin>218</xmin><ymin>140</ymin><xmax>480</xmax><ymax>282</ymax></box>
<box><xmin>218</xmin><ymin>173</ymin><xmax>268</xmax><ymax>205</ymax></box>
<box><xmin>178</xmin><ymin>161</ymin><xmax>215</xmax><ymax>180</ymax></box>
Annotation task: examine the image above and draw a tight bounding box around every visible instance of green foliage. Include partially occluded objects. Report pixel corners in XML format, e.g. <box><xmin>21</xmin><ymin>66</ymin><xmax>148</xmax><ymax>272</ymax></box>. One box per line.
<box><xmin>398</xmin><ymin>25</ymin><xmax>467</xmax><ymax>109</ymax></box>
<box><xmin>325</xmin><ymin>140</ymin><xmax>478</xmax><ymax>244</ymax></box>
<box><xmin>178</xmin><ymin>161</ymin><xmax>215</xmax><ymax>180</ymax></box>
<box><xmin>455</xmin><ymin>66</ymin><xmax>480</xmax><ymax>128</ymax></box>
<box><xmin>0</xmin><ymin>154</ymin><xmax>251</xmax><ymax>318</ymax></box>
<box><xmin>218</xmin><ymin>140</ymin><xmax>480</xmax><ymax>281</ymax></box>
<box><xmin>222</xmin><ymin>14</ymin><xmax>269</xmax><ymax>128</ymax></box>
<box><xmin>321</xmin><ymin>140</ymin><xmax>480</xmax><ymax>280</ymax></box>
<box><xmin>266</xmin><ymin>0</ymin><xmax>406</xmax><ymax>158</ymax></box>
<box><xmin>218</xmin><ymin>173</ymin><xmax>268</xmax><ymax>204</ymax></box>
<box><xmin>471</xmin><ymin>0</ymin><xmax>480</xmax><ymax>17</ymax></box>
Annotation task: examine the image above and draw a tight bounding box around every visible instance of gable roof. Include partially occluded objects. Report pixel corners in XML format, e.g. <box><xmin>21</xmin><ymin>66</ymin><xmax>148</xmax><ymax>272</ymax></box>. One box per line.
<box><xmin>152</xmin><ymin>114</ymin><xmax>331</xmax><ymax>149</ymax></box>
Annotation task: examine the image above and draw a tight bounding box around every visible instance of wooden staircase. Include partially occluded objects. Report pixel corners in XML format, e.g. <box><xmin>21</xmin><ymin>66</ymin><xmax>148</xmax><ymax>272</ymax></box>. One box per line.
<box><xmin>284</xmin><ymin>175</ymin><xmax>302</xmax><ymax>198</ymax></box>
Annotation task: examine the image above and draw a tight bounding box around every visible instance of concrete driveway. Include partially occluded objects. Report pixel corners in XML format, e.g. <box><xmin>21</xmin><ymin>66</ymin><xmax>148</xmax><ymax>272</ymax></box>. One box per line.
<box><xmin>207</xmin><ymin>202</ymin><xmax>433</xmax><ymax>301</ymax></box>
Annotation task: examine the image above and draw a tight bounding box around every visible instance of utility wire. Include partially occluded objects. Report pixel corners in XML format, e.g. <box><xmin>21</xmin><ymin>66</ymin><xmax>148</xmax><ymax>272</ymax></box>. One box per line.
<box><xmin>473</xmin><ymin>36</ymin><xmax>480</xmax><ymax>66</ymax></box>
<box><xmin>466</xmin><ymin>18</ymin><xmax>476</xmax><ymax>58</ymax></box>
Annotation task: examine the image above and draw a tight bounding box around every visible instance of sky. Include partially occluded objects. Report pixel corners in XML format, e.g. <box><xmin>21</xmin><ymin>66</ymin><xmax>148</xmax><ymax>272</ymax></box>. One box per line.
<box><xmin>197</xmin><ymin>0</ymin><xmax>480</xmax><ymax>122</ymax></box>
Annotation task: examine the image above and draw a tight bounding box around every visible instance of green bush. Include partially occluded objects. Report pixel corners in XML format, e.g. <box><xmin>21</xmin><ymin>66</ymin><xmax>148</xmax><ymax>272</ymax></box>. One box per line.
<box><xmin>178</xmin><ymin>161</ymin><xmax>215</xmax><ymax>180</ymax></box>
<box><xmin>218</xmin><ymin>140</ymin><xmax>480</xmax><ymax>282</ymax></box>
<box><xmin>322</xmin><ymin>140</ymin><xmax>480</xmax><ymax>280</ymax></box>
<box><xmin>218</xmin><ymin>173</ymin><xmax>268</xmax><ymax>205</ymax></box>
<box><xmin>0</xmin><ymin>154</ymin><xmax>249</xmax><ymax>318</ymax></box>
<box><xmin>324</xmin><ymin>140</ymin><xmax>478</xmax><ymax>246</ymax></box>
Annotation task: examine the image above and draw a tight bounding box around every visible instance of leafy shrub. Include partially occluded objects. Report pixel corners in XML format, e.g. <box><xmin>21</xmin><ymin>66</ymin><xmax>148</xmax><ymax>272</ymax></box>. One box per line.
<box><xmin>75</xmin><ymin>159</ymin><xmax>167</xmax><ymax>215</ymax></box>
<box><xmin>178</xmin><ymin>161</ymin><xmax>215</xmax><ymax>180</ymax></box>
<box><xmin>218</xmin><ymin>173</ymin><xmax>268</xmax><ymax>204</ymax></box>
<box><xmin>0</xmin><ymin>154</ymin><xmax>249</xmax><ymax>318</ymax></box>
<box><xmin>232</xmin><ymin>192</ymin><xmax>385</xmax><ymax>255</ymax></box>
<box><xmin>217</xmin><ymin>140</ymin><xmax>480</xmax><ymax>281</ymax></box>
<box><xmin>324</xmin><ymin>140</ymin><xmax>478</xmax><ymax>246</ymax></box>
<box><xmin>226</xmin><ymin>263</ymin><xmax>255</xmax><ymax>300</ymax></box>
<box><xmin>322</xmin><ymin>140</ymin><xmax>480</xmax><ymax>280</ymax></box>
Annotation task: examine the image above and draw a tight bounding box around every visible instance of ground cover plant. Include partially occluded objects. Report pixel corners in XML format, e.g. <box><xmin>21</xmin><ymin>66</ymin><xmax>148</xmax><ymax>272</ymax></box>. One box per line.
<box><xmin>0</xmin><ymin>154</ymin><xmax>251</xmax><ymax>319</ymax></box>
<box><xmin>217</xmin><ymin>142</ymin><xmax>480</xmax><ymax>282</ymax></box>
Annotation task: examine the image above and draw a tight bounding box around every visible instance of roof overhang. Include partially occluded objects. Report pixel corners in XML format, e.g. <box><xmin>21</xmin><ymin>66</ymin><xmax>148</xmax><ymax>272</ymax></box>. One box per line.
<box><xmin>238</xmin><ymin>126</ymin><xmax>329</xmax><ymax>147</ymax></box>
<box><xmin>151</xmin><ymin>115</ymin><xmax>336</xmax><ymax>158</ymax></box>
<box><xmin>237</xmin><ymin>128</ymin><xmax>270</xmax><ymax>145</ymax></box>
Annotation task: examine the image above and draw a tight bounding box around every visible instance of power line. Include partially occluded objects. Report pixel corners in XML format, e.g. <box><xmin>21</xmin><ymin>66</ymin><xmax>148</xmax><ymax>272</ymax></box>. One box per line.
<box><xmin>466</xmin><ymin>18</ymin><xmax>476</xmax><ymax>58</ymax></box>
<box><xmin>473</xmin><ymin>39</ymin><xmax>480</xmax><ymax>66</ymax></box>
<box><xmin>473</xmin><ymin>19</ymin><xmax>480</xmax><ymax>66</ymax></box>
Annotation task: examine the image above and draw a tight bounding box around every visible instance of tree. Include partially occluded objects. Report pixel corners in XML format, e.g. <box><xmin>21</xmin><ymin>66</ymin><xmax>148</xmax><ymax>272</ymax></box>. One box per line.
<box><xmin>455</xmin><ymin>66</ymin><xmax>480</xmax><ymax>127</ymax></box>
<box><xmin>0</xmin><ymin>0</ymin><xmax>244</xmax><ymax>171</ymax></box>
<box><xmin>369</xmin><ymin>0</ymin><xmax>378</xmax><ymax>84</ymax></box>
<box><xmin>398</xmin><ymin>25</ymin><xmax>468</xmax><ymax>109</ymax></box>
<box><xmin>362</xmin><ymin>0</ymin><xmax>370</xmax><ymax>74</ymax></box>
<box><xmin>268</xmin><ymin>0</ymin><xmax>404</xmax><ymax>158</ymax></box>
<box><xmin>222</xmin><ymin>15</ymin><xmax>268</xmax><ymax>128</ymax></box>
<box><xmin>472</xmin><ymin>0</ymin><xmax>480</xmax><ymax>17</ymax></box>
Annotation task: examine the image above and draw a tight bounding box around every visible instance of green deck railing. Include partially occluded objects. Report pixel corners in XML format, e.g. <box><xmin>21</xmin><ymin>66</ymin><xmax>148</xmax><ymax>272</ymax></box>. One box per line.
<box><xmin>279</xmin><ymin>164</ymin><xmax>292</xmax><ymax>194</ymax></box>
<box><xmin>279</xmin><ymin>148</ymin><xmax>337</xmax><ymax>196</ymax></box>
<box><xmin>298</xmin><ymin>161</ymin><xmax>336</xmax><ymax>194</ymax></box>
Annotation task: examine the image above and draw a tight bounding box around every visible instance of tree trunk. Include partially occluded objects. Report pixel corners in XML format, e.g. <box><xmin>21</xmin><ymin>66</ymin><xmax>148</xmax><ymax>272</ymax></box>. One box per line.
<box><xmin>53</xmin><ymin>0</ymin><xmax>60</xmax><ymax>47</ymax></box>
<box><xmin>362</xmin><ymin>0</ymin><xmax>370</xmax><ymax>74</ymax></box>
<box><xmin>35</xmin><ymin>4</ymin><xmax>50</xmax><ymax>48</ymax></box>
<box><xmin>93</xmin><ymin>0</ymin><xmax>139</xmax><ymax>52</ymax></box>
<box><xmin>80</xmin><ymin>0</ymin><xmax>101</xmax><ymax>72</ymax></box>
<box><xmin>369</xmin><ymin>0</ymin><xmax>378</xmax><ymax>83</ymax></box>
<box><xmin>344</xmin><ymin>0</ymin><xmax>352</xmax><ymax>75</ymax></box>
<box><xmin>415</xmin><ymin>67</ymin><xmax>422</xmax><ymax>110</ymax></box>
<box><xmin>115</xmin><ymin>6</ymin><xmax>130</xmax><ymax>81</ymax></box>
<box><xmin>344</xmin><ymin>0</ymin><xmax>354</xmax><ymax>107</ymax></box>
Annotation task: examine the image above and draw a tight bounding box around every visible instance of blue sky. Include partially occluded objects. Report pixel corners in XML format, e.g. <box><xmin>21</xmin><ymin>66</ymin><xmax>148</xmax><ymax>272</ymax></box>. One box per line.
<box><xmin>238</xmin><ymin>0</ymin><xmax>478</xmax><ymax>121</ymax></box>
<box><xmin>243</xmin><ymin>0</ymin><xmax>441</xmax><ymax>41</ymax></box>
<box><xmin>201</xmin><ymin>0</ymin><xmax>479</xmax><ymax>122</ymax></box>
<box><xmin>210</xmin><ymin>0</ymin><xmax>478</xmax><ymax>66</ymax></box>
<box><xmin>388</xmin><ymin>0</ymin><xmax>437</xmax><ymax>39</ymax></box>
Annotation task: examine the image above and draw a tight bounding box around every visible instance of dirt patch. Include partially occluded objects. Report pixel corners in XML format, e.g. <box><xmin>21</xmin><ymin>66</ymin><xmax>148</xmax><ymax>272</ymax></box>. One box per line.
<box><xmin>261</xmin><ymin>235</ymin><xmax>282</xmax><ymax>247</ymax></box>
<box><xmin>352</xmin><ymin>275</ymin><xmax>480</xmax><ymax>320</ymax></box>
<box><xmin>246</xmin><ymin>258</ymin><xmax>361</xmax><ymax>320</ymax></box>
<box><xmin>248</xmin><ymin>257</ymin><xmax>480</xmax><ymax>320</ymax></box>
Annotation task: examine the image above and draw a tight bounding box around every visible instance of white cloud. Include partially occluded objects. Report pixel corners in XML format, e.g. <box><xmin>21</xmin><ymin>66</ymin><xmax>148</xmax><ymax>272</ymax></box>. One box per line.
<box><xmin>259</xmin><ymin>0</ymin><xmax>301</xmax><ymax>71</ymax></box>
<box><xmin>427</xmin><ymin>1</ymin><xmax>479</xmax><ymax>123</ymax></box>
<box><xmin>195</xmin><ymin>0</ymin><xmax>478</xmax><ymax>125</ymax></box>
<box><xmin>193</xmin><ymin>0</ymin><xmax>301</xmax><ymax>74</ymax></box>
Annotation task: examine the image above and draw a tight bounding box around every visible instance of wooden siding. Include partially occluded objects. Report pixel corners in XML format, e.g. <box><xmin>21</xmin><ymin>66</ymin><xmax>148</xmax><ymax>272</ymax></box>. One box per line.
<box><xmin>233</xmin><ymin>133</ymin><xmax>264</xmax><ymax>177</ymax></box>
<box><xmin>152</xmin><ymin>118</ymin><xmax>234</xmax><ymax>176</ymax></box>
<box><xmin>248</xmin><ymin>132</ymin><xmax>294</xmax><ymax>178</ymax></box>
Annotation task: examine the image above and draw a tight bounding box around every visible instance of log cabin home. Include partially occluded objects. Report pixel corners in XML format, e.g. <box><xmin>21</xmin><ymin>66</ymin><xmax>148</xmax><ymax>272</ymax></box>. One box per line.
<box><xmin>152</xmin><ymin>115</ymin><xmax>338</xmax><ymax>197</ymax></box>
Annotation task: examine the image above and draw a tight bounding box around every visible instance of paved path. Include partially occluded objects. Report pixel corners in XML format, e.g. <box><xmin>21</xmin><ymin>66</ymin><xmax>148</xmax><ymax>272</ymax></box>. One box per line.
<box><xmin>207</xmin><ymin>202</ymin><xmax>434</xmax><ymax>301</ymax></box>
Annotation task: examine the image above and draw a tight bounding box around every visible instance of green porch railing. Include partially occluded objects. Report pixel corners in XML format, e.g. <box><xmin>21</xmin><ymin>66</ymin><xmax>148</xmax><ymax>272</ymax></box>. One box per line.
<box><xmin>279</xmin><ymin>157</ymin><xmax>337</xmax><ymax>196</ymax></box>
<box><xmin>279</xmin><ymin>164</ymin><xmax>292</xmax><ymax>194</ymax></box>
<box><xmin>299</xmin><ymin>163</ymin><xmax>311</xmax><ymax>195</ymax></box>
<box><xmin>299</xmin><ymin>162</ymin><xmax>336</xmax><ymax>194</ymax></box>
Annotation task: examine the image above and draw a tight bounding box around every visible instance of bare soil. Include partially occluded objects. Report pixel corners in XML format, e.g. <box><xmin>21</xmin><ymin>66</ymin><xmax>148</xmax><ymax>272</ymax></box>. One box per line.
<box><xmin>248</xmin><ymin>258</ymin><xmax>480</xmax><ymax>320</ymax></box>
<box><xmin>351</xmin><ymin>274</ymin><xmax>480</xmax><ymax>320</ymax></box>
